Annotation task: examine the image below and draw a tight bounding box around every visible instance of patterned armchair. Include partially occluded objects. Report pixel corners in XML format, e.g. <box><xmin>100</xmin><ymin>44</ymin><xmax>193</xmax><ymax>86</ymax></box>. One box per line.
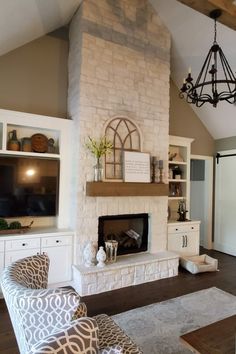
<box><xmin>0</xmin><ymin>254</ymin><xmax>142</xmax><ymax>354</ymax></box>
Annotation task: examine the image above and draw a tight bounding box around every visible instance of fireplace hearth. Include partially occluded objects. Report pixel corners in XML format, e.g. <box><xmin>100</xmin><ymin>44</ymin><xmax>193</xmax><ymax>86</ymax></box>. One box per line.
<box><xmin>98</xmin><ymin>213</ymin><xmax>149</xmax><ymax>256</ymax></box>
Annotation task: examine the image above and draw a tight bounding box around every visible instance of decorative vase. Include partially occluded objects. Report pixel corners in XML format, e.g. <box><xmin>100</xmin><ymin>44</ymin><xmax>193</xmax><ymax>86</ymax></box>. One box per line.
<box><xmin>8</xmin><ymin>130</ymin><xmax>20</xmax><ymax>151</ymax></box>
<box><xmin>83</xmin><ymin>241</ymin><xmax>96</xmax><ymax>267</ymax></box>
<box><xmin>105</xmin><ymin>240</ymin><xmax>118</xmax><ymax>263</ymax></box>
<box><xmin>93</xmin><ymin>159</ymin><xmax>103</xmax><ymax>182</ymax></box>
<box><xmin>96</xmin><ymin>246</ymin><xmax>106</xmax><ymax>267</ymax></box>
<box><xmin>21</xmin><ymin>137</ymin><xmax>31</xmax><ymax>152</ymax></box>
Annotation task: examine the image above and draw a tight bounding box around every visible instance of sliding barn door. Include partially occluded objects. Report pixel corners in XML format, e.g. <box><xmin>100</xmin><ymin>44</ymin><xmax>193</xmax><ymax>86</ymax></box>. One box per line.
<box><xmin>214</xmin><ymin>150</ymin><xmax>236</xmax><ymax>256</ymax></box>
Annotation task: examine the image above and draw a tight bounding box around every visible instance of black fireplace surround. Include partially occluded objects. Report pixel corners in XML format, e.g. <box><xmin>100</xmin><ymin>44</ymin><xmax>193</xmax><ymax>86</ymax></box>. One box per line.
<box><xmin>98</xmin><ymin>213</ymin><xmax>149</xmax><ymax>256</ymax></box>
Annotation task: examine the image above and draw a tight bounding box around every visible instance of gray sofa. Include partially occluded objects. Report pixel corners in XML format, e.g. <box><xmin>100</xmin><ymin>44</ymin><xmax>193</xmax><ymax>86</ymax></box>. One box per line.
<box><xmin>0</xmin><ymin>254</ymin><xmax>142</xmax><ymax>354</ymax></box>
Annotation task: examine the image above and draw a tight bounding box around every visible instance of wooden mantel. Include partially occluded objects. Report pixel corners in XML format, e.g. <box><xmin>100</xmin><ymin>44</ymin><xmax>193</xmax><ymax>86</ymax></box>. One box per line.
<box><xmin>86</xmin><ymin>182</ymin><xmax>168</xmax><ymax>197</ymax></box>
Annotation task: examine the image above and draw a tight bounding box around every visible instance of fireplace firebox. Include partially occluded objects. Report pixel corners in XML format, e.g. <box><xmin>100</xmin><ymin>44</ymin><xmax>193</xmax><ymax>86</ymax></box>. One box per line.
<box><xmin>98</xmin><ymin>213</ymin><xmax>149</xmax><ymax>256</ymax></box>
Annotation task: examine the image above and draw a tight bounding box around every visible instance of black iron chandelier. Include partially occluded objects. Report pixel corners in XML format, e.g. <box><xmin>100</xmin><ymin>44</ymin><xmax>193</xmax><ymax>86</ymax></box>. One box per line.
<box><xmin>179</xmin><ymin>9</ymin><xmax>236</xmax><ymax>108</ymax></box>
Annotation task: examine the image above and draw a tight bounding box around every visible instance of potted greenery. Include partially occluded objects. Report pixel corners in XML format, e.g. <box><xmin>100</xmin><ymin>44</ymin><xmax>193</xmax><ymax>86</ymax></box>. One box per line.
<box><xmin>85</xmin><ymin>136</ymin><xmax>113</xmax><ymax>181</ymax></box>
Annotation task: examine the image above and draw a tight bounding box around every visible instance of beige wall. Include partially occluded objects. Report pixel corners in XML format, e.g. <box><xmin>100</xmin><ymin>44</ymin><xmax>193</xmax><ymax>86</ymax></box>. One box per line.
<box><xmin>169</xmin><ymin>80</ymin><xmax>215</xmax><ymax>156</ymax></box>
<box><xmin>0</xmin><ymin>34</ymin><xmax>68</xmax><ymax>118</ymax></box>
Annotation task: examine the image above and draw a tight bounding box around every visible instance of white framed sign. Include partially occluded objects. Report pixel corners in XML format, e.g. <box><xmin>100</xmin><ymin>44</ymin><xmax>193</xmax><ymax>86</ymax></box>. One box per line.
<box><xmin>123</xmin><ymin>151</ymin><xmax>151</xmax><ymax>182</ymax></box>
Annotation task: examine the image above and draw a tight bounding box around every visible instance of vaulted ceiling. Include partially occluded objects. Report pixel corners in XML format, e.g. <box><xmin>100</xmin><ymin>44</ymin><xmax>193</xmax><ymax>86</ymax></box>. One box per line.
<box><xmin>0</xmin><ymin>0</ymin><xmax>236</xmax><ymax>139</ymax></box>
<box><xmin>0</xmin><ymin>0</ymin><xmax>82</xmax><ymax>56</ymax></box>
<box><xmin>177</xmin><ymin>0</ymin><xmax>236</xmax><ymax>30</ymax></box>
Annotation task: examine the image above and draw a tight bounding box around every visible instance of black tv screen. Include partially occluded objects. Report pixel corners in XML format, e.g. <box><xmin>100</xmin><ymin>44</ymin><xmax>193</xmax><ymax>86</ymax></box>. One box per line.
<box><xmin>0</xmin><ymin>156</ymin><xmax>60</xmax><ymax>217</ymax></box>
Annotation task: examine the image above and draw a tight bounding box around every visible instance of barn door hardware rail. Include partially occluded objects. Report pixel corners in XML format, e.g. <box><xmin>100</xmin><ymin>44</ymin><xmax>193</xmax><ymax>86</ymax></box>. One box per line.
<box><xmin>216</xmin><ymin>152</ymin><xmax>236</xmax><ymax>164</ymax></box>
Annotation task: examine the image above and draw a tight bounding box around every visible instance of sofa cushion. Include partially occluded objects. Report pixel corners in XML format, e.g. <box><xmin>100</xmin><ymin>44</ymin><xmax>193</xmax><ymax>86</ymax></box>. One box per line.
<box><xmin>30</xmin><ymin>317</ymin><xmax>99</xmax><ymax>354</ymax></box>
<box><xmin>16</xmin><ymin>287</ymin><xmax>83</xmax><ymax>347</ymax></box>
<box><xmin>8</xmin><ymin>254</ymin><xmax>49</xmax><ymax>290</ymax></box>
<box><xmin>94</xmin><ymin>314</ymin><xmax>143</xmax><ymax>354</ymax></box>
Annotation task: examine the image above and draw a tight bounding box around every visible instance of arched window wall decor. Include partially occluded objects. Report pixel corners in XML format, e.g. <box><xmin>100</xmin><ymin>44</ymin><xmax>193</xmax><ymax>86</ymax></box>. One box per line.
<box><xmin>104</xmin><ymin>117</ymin><xmax>142</xmax><ymax>180</ymax></box>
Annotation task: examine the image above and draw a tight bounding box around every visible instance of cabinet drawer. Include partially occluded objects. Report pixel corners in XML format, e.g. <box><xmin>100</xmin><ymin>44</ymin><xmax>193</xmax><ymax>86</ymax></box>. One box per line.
<box><xmin>5</xmin><ymin>238</ymin><xmax>40</xmax><ymax>251</ymax></box>
<box><xmin>0</xmin><ymin>240</ymin><xmax>4</xmax><ymax>252</ymax></box>
<box><xmin>168</xmin><ymin>223</ymin><xmax>200</xmax><ymax>234</ymax></box>
<box><xmin>41</xmin><ymin>235</ymin><xmax>72</xmax><ymax>248</ymax></box>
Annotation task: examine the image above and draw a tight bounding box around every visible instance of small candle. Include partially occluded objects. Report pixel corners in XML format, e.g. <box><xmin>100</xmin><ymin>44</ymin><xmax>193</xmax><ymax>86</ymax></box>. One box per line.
<box><xmin>188</xmin><ymin>66</ymin><xmax>191</xmax><ymax>74</ymax></box>
<box><xmin>152</xmin><ymin>156</ymin><xmax>158</xmax><ymax>164</ymax></box>
<box><xmin>159</xmin><ymin>160</ymin><xmax>163</xmax><ymax>169</ymax></box>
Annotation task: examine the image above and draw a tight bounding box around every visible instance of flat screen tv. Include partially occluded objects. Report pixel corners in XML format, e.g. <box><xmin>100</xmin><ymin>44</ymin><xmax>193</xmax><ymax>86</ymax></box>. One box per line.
<box><xmin>0</xmin><ymin>155</ymin><xmax>60</xmax><ymax>217</ymax></box>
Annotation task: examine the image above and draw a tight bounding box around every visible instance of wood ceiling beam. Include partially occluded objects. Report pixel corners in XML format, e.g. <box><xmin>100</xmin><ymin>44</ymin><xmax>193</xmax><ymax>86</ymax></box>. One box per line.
<box><xmin>177</xmin><ymin>0</ymin><xmax>236</xmax><ymax>30</ymax></box>
<box><xmin>208</xmin><ymin>0</ymin><xmax>236</xmax><ymax>16</ymax></box>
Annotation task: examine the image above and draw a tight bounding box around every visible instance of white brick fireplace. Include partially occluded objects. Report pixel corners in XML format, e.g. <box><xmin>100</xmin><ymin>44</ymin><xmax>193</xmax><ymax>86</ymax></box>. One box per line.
<box><xmin>68</xmin><ymin>0</ymin><xmax>178</xmax><ymax>295</ymax></box>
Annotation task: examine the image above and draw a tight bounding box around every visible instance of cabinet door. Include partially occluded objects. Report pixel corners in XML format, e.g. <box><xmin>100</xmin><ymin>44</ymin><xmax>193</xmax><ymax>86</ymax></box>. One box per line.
<box><xmin>184</xmin><ymin>231</ymin><xmax>199</xmax><ymax>256</ymax></box>
<box><xmin>168</xmin><ymin>232</ymin><xmax>199</xmax><ymax>256</ymax></box>
<box><xmin>5</xmin><ymin>249</ymin><xmax>40</xmax><ymax>266</ymax></box>
<box><xmin>41</xmin><ymin>246</ymin><xmax>72</xmax><ymax>284</ymax></box>
<box><xmin>0</xmin><ymin>252</ymin><xmax>4</xmax><ymax>293</ymax></box>
<box><xmin>41</xmin><ymin>235</ymin><xmax>73</xmax><ymax>284</ymax></box>
<box><xmin>168</xmin><ymin>234</ymin><xmax>185</xmax><ymax>254</ymax></box>
<box><xmin>0</xmin><ymin>252</ymin><xmax>4</xmax><ymax>273</ymax></box>
<box><xmin>0</xmin><ymin>241</ymin><xmax>4</xmax><ymax>272</ymax></box>
<box><xmin>0</xmin><ymin>252</ymin><xmax>4</xmax><ymax>274</ymax></box>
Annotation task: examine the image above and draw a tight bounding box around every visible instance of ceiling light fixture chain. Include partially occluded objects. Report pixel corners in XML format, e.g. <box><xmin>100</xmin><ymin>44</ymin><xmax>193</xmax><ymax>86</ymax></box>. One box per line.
<box><xmin>179</xmin><ymin>9</ymin><xmax>236</xmax><ymax>108</ymax></box>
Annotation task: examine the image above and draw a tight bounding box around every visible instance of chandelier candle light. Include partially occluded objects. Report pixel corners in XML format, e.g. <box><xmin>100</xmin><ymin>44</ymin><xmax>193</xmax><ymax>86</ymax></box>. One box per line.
<box><xmin>180</xmin><ymin>9</ymin><xmax>236</xmax><ymax>108</ymax></box>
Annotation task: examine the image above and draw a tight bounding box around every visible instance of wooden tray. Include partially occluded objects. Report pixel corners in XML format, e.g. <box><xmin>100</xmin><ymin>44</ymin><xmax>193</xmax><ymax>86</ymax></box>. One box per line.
<box><xmin>0</xmin><ymin>221</ymin><xmax>33</xmax><ymax>235</ymax></box>
<box><xmin>0</xmin><ymin>227</ymin><xmax>30</xmax><ymax>235</ymax></box>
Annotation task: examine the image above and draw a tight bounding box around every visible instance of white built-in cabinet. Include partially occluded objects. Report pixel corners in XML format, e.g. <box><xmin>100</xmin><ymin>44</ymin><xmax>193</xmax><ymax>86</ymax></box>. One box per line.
<box><xmin>2</xmin><ymin>230</ymin><xmax>74</xmax><ymax>285</ymax></box>
<box><xmin>168</xmin><ymin>136</ymin><xmax>200</xmax><ymax>256</ymax></box>
<box><xmin>167</xmin><ymin>221</ymin><xmax>200</xmax><ymax>256</ymax></box>
<box><xmin>41</xmin><ymin>234</ymin><xmax>73</xmax><ymax>284</ymax></box>
<box><xmin>0</xmin><ymin>109</ymin><xmax>74</xmax><ymax>288</ymax></box>
<box><xmin>168</xmin><ymin>135</ymin><xmax>194</xmax><ymax>220</ymax></box>
<box><xmin>0</xmin><ymin>108</ymin><xmax>73</xmax><ymax>229</ymax></box>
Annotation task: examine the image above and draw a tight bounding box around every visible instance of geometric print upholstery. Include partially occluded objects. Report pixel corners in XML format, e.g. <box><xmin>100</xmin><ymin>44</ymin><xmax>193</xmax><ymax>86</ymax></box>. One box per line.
<box><xmin>72</xmin><ymin>301</ymin><xmax>88</xmax><ymax>320</ymax></box>
<box><xmin>30</xmin><ymin>317</ymin><xmax>99</xmax><ymax>354</ymax></box>
<box><xmin>1</xmin><ymin>254</ymin><xmax>51</xmax><ymax>354</ymax></box>
<box><xmin>0</xmin><ymin>254</ymin><xmax>86</xmax><ymax>354</ymax></box>
<box><xmin>17</xmin><ymin>287</ymin><xmax>86</xmax><ymax>347</ymax></box>
<box><xmin>6</xmin><ymin>253</ymin><xmax>50</xmax><ymax>290</ymax></box>
<box><xmin>95</xmin><ymin>314</ymin><xmax>143</xmax><ymax>354</ymax></box>
<box><xmin>99</xmin><ymin>345</ymin><xmax>123</xmax><ymax>354</ymax></box>
<box><xmin>1</xmin><ymin>254</ymin><xmax>142</xmax><ymax>354</ymax></box>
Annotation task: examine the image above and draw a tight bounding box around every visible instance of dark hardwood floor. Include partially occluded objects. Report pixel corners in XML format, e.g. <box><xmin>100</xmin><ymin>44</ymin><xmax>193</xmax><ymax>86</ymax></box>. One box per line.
<box><xmin>1</xmin><ymin>248</ymin><xmax>236</xmax><ymax>354</ymax></box>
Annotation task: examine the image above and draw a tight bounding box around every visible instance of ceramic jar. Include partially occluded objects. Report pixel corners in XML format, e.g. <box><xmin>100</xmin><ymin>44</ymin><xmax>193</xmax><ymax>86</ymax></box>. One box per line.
<box><xmin>96</xmin><ymin>246</ymin><xmax>106</xmax><ymax>267</ymax></box>
<box><xmin>21</xmin><ymin>137</ymin><xmax>31</xmax><ymax>152</ymax></box>
<box><xmin>8</xmin><ymin>130</ymin><xmax>20</xmax><ymax>151</ymax></box>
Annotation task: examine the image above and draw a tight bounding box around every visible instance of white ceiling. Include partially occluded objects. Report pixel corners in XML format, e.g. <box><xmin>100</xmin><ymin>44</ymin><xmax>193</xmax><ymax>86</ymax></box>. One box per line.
<box><xmin>0</xmin><ymin>0</ymin><xmax>81</xmax><ymax>56</ymax></box>
<box><xmin>0</xmin><ymin>0</ymin><xmax>235</xmax><ymax>139</ymax></box>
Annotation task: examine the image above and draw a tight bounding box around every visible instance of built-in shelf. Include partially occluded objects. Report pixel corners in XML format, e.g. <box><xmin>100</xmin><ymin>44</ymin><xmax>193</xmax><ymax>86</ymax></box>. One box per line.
<box><xmin>168</xmin><ymin>179</ymin><xmax>187</xmax><ymax>183</ymax></box>
<box><xmin>168</xmin><ymin>196</ymin><xmax>185</xmax><ymax>200</ymax></box>
<box><xmin>86</xmin><ymin>182</ymin><xmax>168</xmax><ymax>197</ymax></box>
<box><xmin>0</xmin><ymin>150</ymin><xmax>60</xmax><ymax>159</ymax></box>
<box><xmin>168</xmin><ymin>161</ymin><xmax>187</xmax><ymax>165</ymax></box>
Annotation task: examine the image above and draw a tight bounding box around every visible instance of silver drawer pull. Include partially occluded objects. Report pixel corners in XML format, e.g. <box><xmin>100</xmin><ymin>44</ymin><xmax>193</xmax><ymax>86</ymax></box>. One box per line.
<box><xmin>185</xmin><ymin>235</ymin><xmax>188</xmax><ymax>247</ymax></box>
